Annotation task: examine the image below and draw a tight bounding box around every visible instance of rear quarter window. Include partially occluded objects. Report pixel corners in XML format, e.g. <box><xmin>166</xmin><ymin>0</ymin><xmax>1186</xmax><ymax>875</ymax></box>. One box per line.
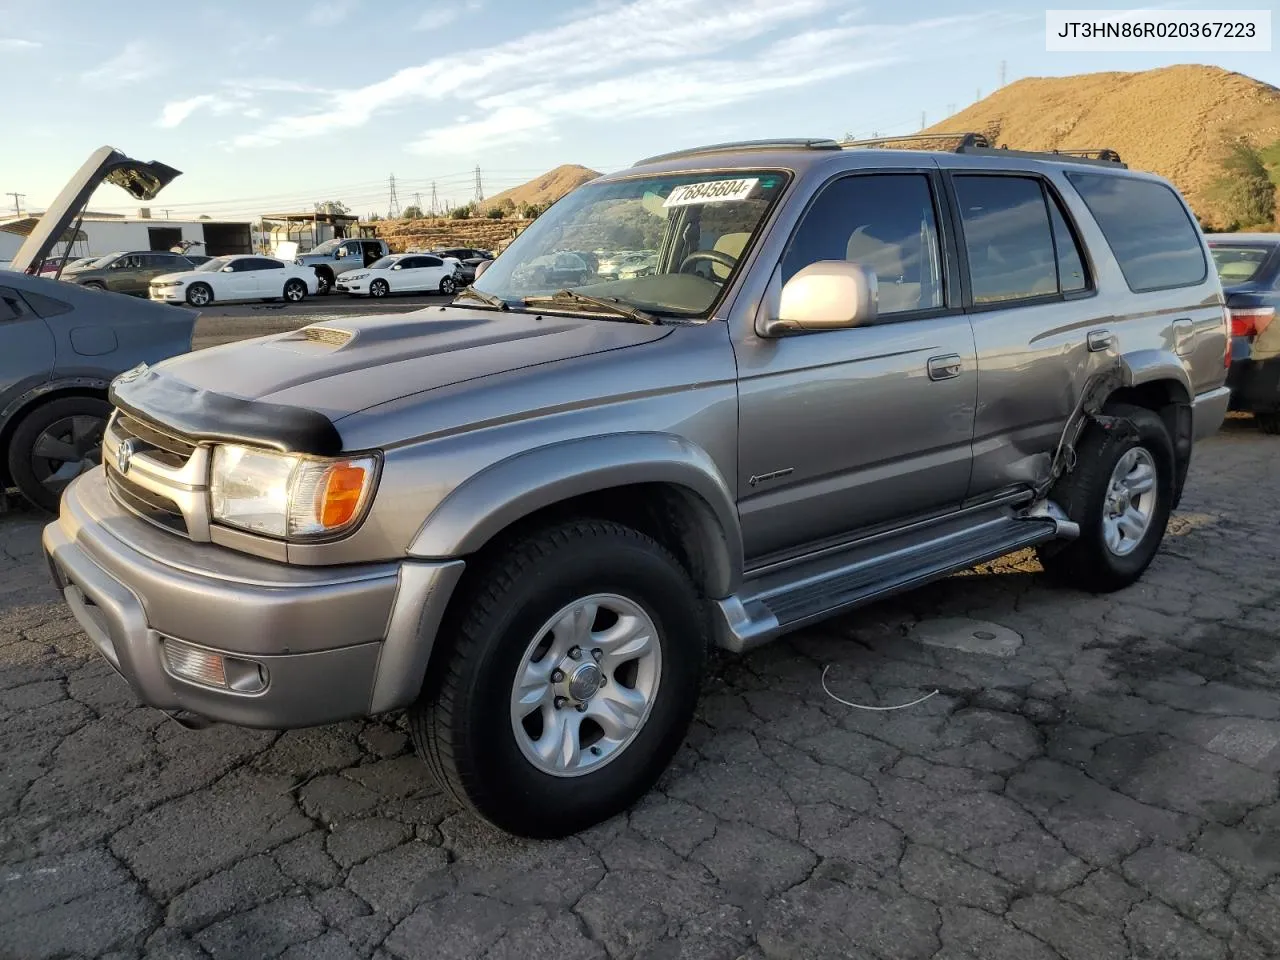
<box><xmin>1066</xmin><ymin>173</ymin><xmax>1207</xmax><ymax>293</ymax></box>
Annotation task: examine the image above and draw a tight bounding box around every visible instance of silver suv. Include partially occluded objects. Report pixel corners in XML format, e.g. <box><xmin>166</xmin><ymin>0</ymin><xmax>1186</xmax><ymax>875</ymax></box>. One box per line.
<box><xmin>42</xmin><ymin>134</ymin><xmax>1231</xmax><ymax>838</ymax></box>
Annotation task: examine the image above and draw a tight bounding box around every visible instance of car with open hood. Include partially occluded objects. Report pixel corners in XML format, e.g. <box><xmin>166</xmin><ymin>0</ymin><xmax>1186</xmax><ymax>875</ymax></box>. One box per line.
<box><xmin>42</xmin><ymin>134</ymin><xmax>1230</xmax><ymax>840</ymax></box>
<box><xmin>149</xmin><ymin>254</ymin><xmax>318</xmax><ymax>306</ymax></box>
<box><xmin>3</xmin><ymin>147</ymin><xmax>195</xmax><ymax>511</ymax></box>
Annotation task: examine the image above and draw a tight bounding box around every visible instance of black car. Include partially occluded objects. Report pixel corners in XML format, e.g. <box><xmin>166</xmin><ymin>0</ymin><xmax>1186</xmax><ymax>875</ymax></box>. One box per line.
<box><xmin>3</xmin><ymin>146</ymin><xmax>195</xmax><ymax>510</ymax></box>
<box><xmin>1209</xmin><ymin>234</ymin><xmax>1280</xmax><ymax>434</ymax></box>
<box><xmin>430</xmin><ymin>247</ymin><xmax>493</xmax><ymax>284</ymax></box>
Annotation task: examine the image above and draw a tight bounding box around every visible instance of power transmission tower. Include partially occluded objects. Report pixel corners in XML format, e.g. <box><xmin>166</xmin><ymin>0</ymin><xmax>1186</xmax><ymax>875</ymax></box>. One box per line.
<box><xmin>6</xmin><ymin>192</ymin><xmax>24</xmax><ymax>215</ymax></box>
<box><xmin>413</xmin><ymin>192</ymin><xmax>423</xmax><ymax>211</ymax></box>
<box><xmin>387</xmin><ymin>174</ymin><xmax>401</xmax><ymax>219</ymax></box>
<box><xmin>473</xmin><ymin>166</ymin><xmax>484</xmax><ymax>204</ymax></box>
<box><xmin>999</xmin><ymin>61</ymin><xmax>1007</xmax><ymax>87</ymax></box>
<box><xmin>429</xmin><ymin>182</ymin><xmax>440</xmax><ymax>216</ymax></box>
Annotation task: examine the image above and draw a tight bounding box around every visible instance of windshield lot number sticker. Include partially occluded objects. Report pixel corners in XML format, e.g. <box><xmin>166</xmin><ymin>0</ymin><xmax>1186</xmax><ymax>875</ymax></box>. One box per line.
<box><xmin>664</xmin><ymin>178</ymin><xmax>759</xmax><ymax>207</ymax></box>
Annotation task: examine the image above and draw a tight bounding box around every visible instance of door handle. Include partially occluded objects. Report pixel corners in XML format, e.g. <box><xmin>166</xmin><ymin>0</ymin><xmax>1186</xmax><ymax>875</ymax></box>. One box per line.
<box><xmin>1087</xmin><ymin>330</ymin><xmax>1113</xmax><ymax>352</ymax></box>
<box><xmin>927</xmin><ymin>354</ymin><xmax>963</xmax><ymax>381</ymax></box>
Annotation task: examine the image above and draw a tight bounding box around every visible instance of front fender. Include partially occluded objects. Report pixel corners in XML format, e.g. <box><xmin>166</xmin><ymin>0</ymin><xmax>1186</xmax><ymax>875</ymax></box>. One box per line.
<box><xmin>0</xmin><ymin>376</ymin><xmax>111</xmax><ymax>435</ymax></box>
<box><xmin>407</xmin><ymin>432</ymin><xmax>743</xmax><ymax>596</ymax></box>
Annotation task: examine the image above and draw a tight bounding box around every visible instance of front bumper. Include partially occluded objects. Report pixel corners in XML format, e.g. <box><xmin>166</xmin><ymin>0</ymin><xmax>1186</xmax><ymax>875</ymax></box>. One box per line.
<box><xmin>149</xmin><ymin>287</ymin><xmax>184</xmax><ymax>302</ymax></box>
<box><xmin>43</xmin><ymin>469</ymin><xmax>464</xmax><ymax>728</ymax></box>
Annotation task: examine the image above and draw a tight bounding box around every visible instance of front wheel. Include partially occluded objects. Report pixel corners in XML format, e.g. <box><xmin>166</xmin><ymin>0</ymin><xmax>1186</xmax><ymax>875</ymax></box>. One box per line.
<box><xmin>369</xmin><ymin>279</ymin><xmax>389</xmax><ymax>298</ymax></box>
<box><xmin>185</xmin><ymin>283</ymin><xmax>212</xmax><ymax>307</ymax></box>
<box><xmin>440</xmin><ymin>276</ymin><xmax>457</xmax><ymax>296</ymax></box>
<box><xmin>408</xmin><ymin>520</ymin><xmax>707</xmax><ymax>838</ymax></box>
<box><xmin>314</xmin><ymin>271</ymin><xmax>333</xmax><ymax>296</ymax></box>
<box><xmin>1037</xmin><ymin>403</ymin><xmax>1175</xmax><ymax>593</ymax></box>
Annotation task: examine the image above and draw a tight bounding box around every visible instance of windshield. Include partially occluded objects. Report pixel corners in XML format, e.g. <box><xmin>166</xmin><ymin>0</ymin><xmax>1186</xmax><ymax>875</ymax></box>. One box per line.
<box><xmin>196</xmin><ymin>256</ymin><xmax>233</xmax><ymax>272</ymax></box>
<box><xmin>369</xmin><ymin>256</ymin><xmax>398</xmax><ymax>270</ymax></box>
<box><xmin>472</xmin><ymin>170</ymin><xmax>789</xmax><ymax>317</ymax></box>
<box><xmin>311</xmin><ymin>239</ymin><xmax>341</xmax><ymax>255</ymax></box>
<box><xmin>1211</xmin><ymin>245</ymin><xmax>1271</xmax><ymax>285</ymax></box>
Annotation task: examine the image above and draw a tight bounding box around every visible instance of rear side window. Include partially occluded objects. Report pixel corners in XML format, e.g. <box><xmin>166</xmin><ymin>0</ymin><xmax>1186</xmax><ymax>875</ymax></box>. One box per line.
<box><xmin>953</xmin><ymin>175</ymin><xmax>1058</xmax><ymax>304</ymax></box>
<box><xmin>19</xmin><ymin>289</ymin><xmax>73</xmax><ymax>318</ymax></box>
<box><xmin>421</xmin><ymin>256</ymin><xmax>444</xmax><ymax>268</ymax></box>
<box><xmin>1047</xmin><ymin>194</ymin><xmax>1088</xmax><ymax>293</ymax></box>
<box><xmin>1067</xmin><ymin>173</ymin><xmax>1207</xmax><ymax>292</ymax></box>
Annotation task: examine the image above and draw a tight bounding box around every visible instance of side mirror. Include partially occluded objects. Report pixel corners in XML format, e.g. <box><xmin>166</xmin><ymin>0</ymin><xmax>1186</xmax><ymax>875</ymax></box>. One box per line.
<box><xmin>391</xmin><ymin>265</ymin><xmax>402</xmax><ymax>271</ymax></box>
<box><xmin>757</xmin><ymin>260</ymin><xmax>878</xmax><ymax>337</ymax></box>
<box><xmin>473</xmin><ymin>260</ymin><xmax>491</xmax><ymax>280</ymax></box>
<box><xmin>221</xmin><ymin>266</ymin><xmax>235</xmax><ymax>273</ymax></box>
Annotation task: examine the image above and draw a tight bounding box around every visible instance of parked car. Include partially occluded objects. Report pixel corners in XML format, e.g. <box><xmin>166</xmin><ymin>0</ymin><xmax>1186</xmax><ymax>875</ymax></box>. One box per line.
<box><xmin>430</xmin><ymin>247</ymin><xmax>493</xmax><ymax>284</ymax></box>
<box><xmin>294</xmin><ymin>238</ymin><xmax>391</xmax><ymax>295</ymax></box>
<box><xmin>335</xmin><ymin>254</ymin><xmax>462</xmax><ymax>297</ymax></box>
<box><xmin>43</xmin><ymin>136</ymin><xmax>1229</xmax><ymax>840</ymax></box>
<box><xmin>149</xmin><ymin>255</ymin><xmax>318</xmax><ymax>306</ymax></box>
<box><xmin>36</xmin><ymin>255</ymin><xmax>91</xmax><ymax>276</ymax></box>
<box><xmin>616</xmin><ymin>252</ymin><xmax>658</xmax><ymax>280</ymax></box>
<box><xmin>597</xmin><ymin>251</ymin><xmax>650</xmax><ymax>280</ymax></box>
<box><xmin>61</xmin><ymin>250</ymin><xmax>198</xmax><ymax>297</ymax></box>
<box><xmin>1208</xmin><ymin>233</ymin><xmax>1280</xmax><ymax>434</ymax></box>
<box><xmin>4</xmin><ymin>145</ymin><xmax>194</xmax><ymax>511</ymax></box>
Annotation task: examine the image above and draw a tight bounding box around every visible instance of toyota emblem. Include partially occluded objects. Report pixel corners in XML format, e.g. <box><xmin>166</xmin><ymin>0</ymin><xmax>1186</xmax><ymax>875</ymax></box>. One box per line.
<box><xmin>116</xmin><ymin>439</ymin><xmax>136</xmax><ymax>475</ymax></box>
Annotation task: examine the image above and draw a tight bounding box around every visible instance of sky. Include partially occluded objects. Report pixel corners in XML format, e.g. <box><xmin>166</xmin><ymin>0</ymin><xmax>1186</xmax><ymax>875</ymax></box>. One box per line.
<box><xmin>1</xmin><ymin>0</ymin><xmax>1275</xmax><ymax>219</ymax></box>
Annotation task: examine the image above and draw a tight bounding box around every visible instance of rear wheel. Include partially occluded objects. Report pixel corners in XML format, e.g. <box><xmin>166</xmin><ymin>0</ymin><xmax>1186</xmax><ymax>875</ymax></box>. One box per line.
<box><xmin>408</xmin><ymin>520</ymin><xmax>707</xmax><ymax>838</ymax></box>
<box><xmin>1037</xmin><ymin>404</ymin><xmax>1175</xmax><ymax>592</ymax></box>
<box><xmin>1256</xmin><ymin>412</ymin><xmax>1280</xmax><ymax>435</ymax></box>
<box><xmin>440</xmin><ymin>276</ymin><xmax>457</xmax><ymax>295</ymax></box>
<box><xmin>185</xmin><ymin>283</ymin><xmax>212</xmax><ymax>307</ymax></box>
<box><xmin>370</xmin><ymin>279</ymin><xmax>389</xmax><ymax>298</ymax></box>
<box><xmin>7</xmin><ymin>397</ymin><xmax>110</xmax><ymax>512</ymax></box>
<box><xmin>283</xmin><ymin>278</ymin><xmax>307</xmax><ymax>302</ymax></box>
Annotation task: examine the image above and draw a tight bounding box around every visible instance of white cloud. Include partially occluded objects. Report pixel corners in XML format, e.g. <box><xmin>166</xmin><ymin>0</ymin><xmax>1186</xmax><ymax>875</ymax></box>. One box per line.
<box><xmin>82</xmin><ymin>40</ymin><xmax>166</xmax><ymax>85</ymax></box>
<box><xmin>0</xmin><ymin>37</ymin><xmax>40</xmax><ymax>50</ymax></box>
<box><xmin>307</xmin><ymin>0</ymin><xmax>358</xmax><ymax>27</ymax></box>
<box><xmin>233</xmin><ymin>0</ymin><xmax>832</xmax><ymax>147</ymax></box>
<box><xmin>413</xmin><ymin>0</ymin><xmax>482</xmax><ymax>30</ymax></box>
<box><xmin>157</xmin><ymin>95</ymin><xmax>220</xmax><ymax>128</ymax></box>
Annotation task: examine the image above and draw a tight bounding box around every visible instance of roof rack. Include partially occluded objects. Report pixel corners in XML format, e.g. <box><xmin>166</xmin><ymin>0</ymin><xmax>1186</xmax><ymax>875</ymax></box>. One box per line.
<box><xmin>633</xmin><ymin>138</ymin><xmax>841</xmax><ymax>167</ymax></box>
<box><xmin>957</xmin><ymin>145</ymin><xmax>1126</xmax><ymax>168</ymax></box>
<box><xmin>839</xmin><ymin>132</ymin><xmax>991</xmax><ymax>150</ymax></box>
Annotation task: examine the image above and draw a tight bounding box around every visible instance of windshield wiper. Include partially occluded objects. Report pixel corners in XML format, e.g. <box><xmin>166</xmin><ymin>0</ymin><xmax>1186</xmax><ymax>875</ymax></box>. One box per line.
<box><xmin>523</xmin><ymin>289</ymin><xmax>659</xmax><ymax>325</ymax></box>
<box><xmin>454</xmin><ymin>286</ymin><xmax>509</xmax><ymax>310</ymax></box>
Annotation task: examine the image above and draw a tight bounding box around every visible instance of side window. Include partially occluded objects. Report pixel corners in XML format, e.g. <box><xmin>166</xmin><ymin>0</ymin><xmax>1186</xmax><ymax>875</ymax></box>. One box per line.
<box><xmin>421</xmin><ymin>256</ymin><xmax>443</xmax><ymax>268</ymax></box>
<box><xmin>230</xmin><ymin>259</ymin><xmax>253</xmax><ymax>272</ymax></box>
<box><xmin>1047</xmin><ymin>194</ymin><xmax>1088</xmax><ymax>293</ymax></box>
<box><xmin>20</xmin><ymin>289</ymin><xmax>73</xmax><ymax>318</ymax></box>
<box><xmin>0</xmin><ymin>287</ymin><xmax>25</xmax><ymax>322</ymax></box>
<box><xmin>1066</xmin><ymin>172</ymin><xmax>1207</xmax><ymax>292</ymax></box>
<box><xmin>953</xmin><ymin>175</ymin><xmax>1057</xmax><ymax>304</ymax></box>
<box><xmin>782</xmin><ymin>173</ymin><xmax>944</xmax><ymax>316</ymax></box>
<box><xmin>256</xmin><ymin>258</ymin><xmax>284</xmax><ymax>270</ymax></box>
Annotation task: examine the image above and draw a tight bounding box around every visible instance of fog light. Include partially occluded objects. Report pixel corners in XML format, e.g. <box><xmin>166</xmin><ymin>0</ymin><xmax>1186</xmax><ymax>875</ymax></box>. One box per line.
<box><xmin>161</xmin><ymin>638</ymin><xmax>268</xmax><ymax>693</ymax></box>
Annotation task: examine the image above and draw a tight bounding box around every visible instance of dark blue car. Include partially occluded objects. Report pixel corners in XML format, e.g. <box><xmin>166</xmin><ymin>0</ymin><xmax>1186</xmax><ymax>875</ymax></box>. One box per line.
<box><xmin>1210</xmin><ymin>233</ymin><xmax>1280</xmax><ymax>435</ymax></box>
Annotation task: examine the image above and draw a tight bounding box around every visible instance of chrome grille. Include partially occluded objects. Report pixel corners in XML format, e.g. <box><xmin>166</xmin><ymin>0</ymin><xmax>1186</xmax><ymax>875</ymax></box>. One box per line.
<box><xmin>113</xmin><ymin>413</ymin><xmax>196</xmax><ymax>468</ymax></box>
<box><xmin>105</xmin><ymin>469</ymin><xmax>189</xmax><ymax>535</ymax></box>
<box><xmin>103</xmin><ymin>410</ymin><xmax>209</xmax><ymax>541</ymax></box>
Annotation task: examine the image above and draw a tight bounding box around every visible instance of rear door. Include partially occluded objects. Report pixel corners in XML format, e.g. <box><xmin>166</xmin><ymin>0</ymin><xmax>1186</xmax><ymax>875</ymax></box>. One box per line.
<box><xmin>248</xmin><ymin>257</ymin><xmax>286</xmax><ymax>296</ymax></box>
<box><xmin>417</xmin><ymin>255</ymin><xmax>447</xmax><ymax>291</ymax></box>
<box><xmin>949</xmin><ymin>170</ymin><xmax>1115</xmax><ymax>499</ymax></box>
<box><xmin>734</xmin><ymin>169</ymin><xmax>978</xmax><ymax>562</ymax></box>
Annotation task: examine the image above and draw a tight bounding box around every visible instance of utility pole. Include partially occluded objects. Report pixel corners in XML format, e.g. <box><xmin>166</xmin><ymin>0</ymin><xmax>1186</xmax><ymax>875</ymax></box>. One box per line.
<box><xmin>162</xmin><ymin>209</ymin><xmax>172</xmax><ymax>219</ymax></box>
<box><xmin>976</xmin><ymin>88</ymin><xmax>982</xmax><ymax>103</ymax></box>
<box><xmin>947</xmin><ymin>103</ymin><xmax>956</xmax><ymax>117</ymax></box>
<box><xmin>473</xmin><ymin>166</ymin><xmax>484</xmax><ymax>205</ymax></box>
<box><xmin>387</xmin><ymin>174</ymin><xmax>401</xmax><ymax>219</ymax></box>
<box><xmin>920</xmin><ymin>111</ymin><xmax>926</xmax><ymax>130</ymax></box>
<box><xmin>999</xmin><ymin>60</ymin><xmax>1007</xmax><ymax>87</ymax></box>
<box><xmin>429</xmin><ymin>182</ymin><xmax>440</xmax><ymax>217</ymax></box>
<box><xmin>6</xmin><ymin>192</ymin><xmax>23</xmax><ymax>216</ymax></box>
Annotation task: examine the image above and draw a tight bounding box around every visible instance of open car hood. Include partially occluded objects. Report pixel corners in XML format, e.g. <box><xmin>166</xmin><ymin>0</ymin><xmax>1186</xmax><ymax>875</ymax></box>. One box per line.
<box><xmin>12</xmin><ymin>146</ymin><xmax>181</xmax><ymax>274</ymax></box>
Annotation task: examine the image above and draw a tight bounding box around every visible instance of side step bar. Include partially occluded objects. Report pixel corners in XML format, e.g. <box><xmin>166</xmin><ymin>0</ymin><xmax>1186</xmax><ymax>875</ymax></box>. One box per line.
<box><xmin>715</xmin><ymin>504</ymin><xmax>1073</xmax><ymax>653</ymax></box>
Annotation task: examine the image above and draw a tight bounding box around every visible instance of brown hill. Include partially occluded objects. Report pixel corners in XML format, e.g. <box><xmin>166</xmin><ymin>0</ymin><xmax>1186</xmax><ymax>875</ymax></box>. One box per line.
<box><xmin>921</xmin><ymin>65</ymin><xmax>1280</xmax><ymax>227</ymax></box>
<box><xmin>480</xmin><ymin>164</ymin><xmax>601</xmax><ymax>212</ymax></box>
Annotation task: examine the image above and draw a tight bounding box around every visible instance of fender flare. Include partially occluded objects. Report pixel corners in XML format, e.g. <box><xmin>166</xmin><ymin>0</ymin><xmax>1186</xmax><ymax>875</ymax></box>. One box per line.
<box><xmin>0</xmin><ymin>376</ymin><xmax>112</xmax><ymax>436</ymax></box>
<box><xmin>1118</xmin><ymin>350</ymin><xmax>1193</xmax><ymax>402</ymax></box>
<box><xmin>407</xmin><ymin>432</ymin><xmax>743</xmax><ymax>597</ymax></box>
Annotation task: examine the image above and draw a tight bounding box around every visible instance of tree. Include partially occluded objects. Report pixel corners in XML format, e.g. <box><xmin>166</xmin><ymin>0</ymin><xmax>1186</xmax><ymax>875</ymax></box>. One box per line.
<box><xmin>197</xmin><ymin>214</ymin><xmax>211</xmax><ymax>220</ymax></box>
<box><xmin>367</xmin><ymin>212</ymin><xmax>383</xmax><ymax>222</ymax></box>
<box><xmin>1210</xmin><ymin>140</ymin><xmax>1276</xmax><ymax>229</ymax></box>
<box><xmin>402</xmin><ymin>205</ymin><xmax>424</xmax><ymax>219</ymax></box>
<box><xmin>449</xmin><ymin>203</ymin><xmax>473</xmax><ymax>220</ymax></box>
<box><xmin>314</xmin><ymin>200</ymin><xmax>350</xmax><ymax>215</ymax></box>
<box><xmin>485</xmin><ymin>206</ymin><xmax>505</xmax><ymax>219</ymax></box>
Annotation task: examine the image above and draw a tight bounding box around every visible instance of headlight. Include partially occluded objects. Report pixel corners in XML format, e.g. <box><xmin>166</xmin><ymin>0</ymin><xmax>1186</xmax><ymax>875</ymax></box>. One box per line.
<box><xmin>154</xmin><ymin>280</ymin><xmax>184</xmax><ymax>288</ymax></box>
<box><xmin>347</xmin><ymin>273</ymin><xmax>368</xmax><ymax>281</ymax></box>
<box><xmin>209</xmin><ymin>445</ymin><xmax>378</xmax><ymax>539</ymax></box>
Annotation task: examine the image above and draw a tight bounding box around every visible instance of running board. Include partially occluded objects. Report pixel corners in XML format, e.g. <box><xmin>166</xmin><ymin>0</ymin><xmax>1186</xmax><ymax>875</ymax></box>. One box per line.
<box><xmin>715</xmin><ymin>506</ymin><xmax>1068</xmax><ymax>653</ymax></box>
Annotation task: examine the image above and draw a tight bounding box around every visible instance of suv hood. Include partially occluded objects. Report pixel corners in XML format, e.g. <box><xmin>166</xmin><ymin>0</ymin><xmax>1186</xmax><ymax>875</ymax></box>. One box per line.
<box><xmin>13</xmin><ymin>147</ymin><xmax>181</xmax><ymax>274</ymax></box>
<box><xmin>121</xmin><ymin>308</ymin><xmax>672</xmax><ymax>452</ymax></box>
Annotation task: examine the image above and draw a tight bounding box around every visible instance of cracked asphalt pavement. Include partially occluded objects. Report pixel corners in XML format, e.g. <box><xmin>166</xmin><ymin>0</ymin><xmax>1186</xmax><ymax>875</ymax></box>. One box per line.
<box><xmin>3</xmin><ymin>420</ymin><xmax>1280</xmax><ymax>960</ymax></box>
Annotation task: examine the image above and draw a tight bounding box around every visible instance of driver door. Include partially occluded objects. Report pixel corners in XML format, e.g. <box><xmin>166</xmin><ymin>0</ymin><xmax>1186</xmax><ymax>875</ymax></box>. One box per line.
<box><xmin>219</xmin><ymin>258</ymin><xmax>258</xmax><ymax>300</ymax></box>
<box><xmin>105</xmin><ymin>255</ymin><xmax>141</xmax><ymax>295</ymax></box>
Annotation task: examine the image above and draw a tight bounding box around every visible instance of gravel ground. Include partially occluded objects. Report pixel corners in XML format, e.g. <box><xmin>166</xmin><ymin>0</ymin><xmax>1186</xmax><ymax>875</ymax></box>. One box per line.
<box><xmin>1</xmin><ymin>420</ymin><xmax>1279</xmax><ymax>959</ymax></box>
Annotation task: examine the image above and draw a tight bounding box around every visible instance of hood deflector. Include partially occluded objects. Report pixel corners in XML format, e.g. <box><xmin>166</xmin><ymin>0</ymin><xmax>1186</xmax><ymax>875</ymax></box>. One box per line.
<box><xmin>12</xmin><ymin>146</ymin><xmax>182</xmax><ymax>274</ymax></box>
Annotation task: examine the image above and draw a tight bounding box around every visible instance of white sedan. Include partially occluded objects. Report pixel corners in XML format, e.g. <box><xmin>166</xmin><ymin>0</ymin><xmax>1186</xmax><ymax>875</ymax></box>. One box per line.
<box><xmin>335</xmin><ymin>253</ymin><xmax>463</xmax><ymax>298</ymax></box>
<box><xmin>149</xmin><ymin>255</ymin><xmax>319</xmax><ymax>307</ymax></box>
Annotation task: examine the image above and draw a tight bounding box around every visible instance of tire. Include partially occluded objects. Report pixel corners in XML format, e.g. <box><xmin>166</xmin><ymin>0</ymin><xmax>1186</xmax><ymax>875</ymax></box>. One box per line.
<box><xmin>1037</xmin><ymin>403</ymin><xmax>1175</xmax><ymax>593</ymax></box>
<box><xmin>408</xmin><ymin>520</ymin><xmax>707</xmax><ymax>838</ymax></box>
<box><xmin>1256</xmin><ymin>412</ymin><xmax>1280</xmax><ymax>435</ymax></box>
<box><xmin>370</xmin><ymin>279</ymin><xmax>389</xmax><ymax>298</ymax></box>
<box><xmin>185</xmin><ymin>283</ymin><xmax>213</xmax><ymax>307</ymax></box>
<box><xmin>315</xmin><ymin>270</ymin><xmax>333</xmax><ymax>296</ymax></box>
<box><xmin>283</xmin><ymin>278</ymin><xmax>307</xmax><ymax>303</ymax></box>
<box><xmin>440</xmin><ymin>276</ymin><xmax>457</xmax><ymax>296</ymax></box>
<box><xmin>7</xmin><ymin>396</ymin><xmax>111</xmax><ymax>512</ymax></box>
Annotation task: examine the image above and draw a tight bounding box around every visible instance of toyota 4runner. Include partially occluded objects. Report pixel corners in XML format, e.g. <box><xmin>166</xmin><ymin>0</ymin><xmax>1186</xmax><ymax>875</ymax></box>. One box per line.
<box><xmin>43</xmin><ymin>135</ymin><xmax>1231</xmax><ymax>838</ymax></box>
